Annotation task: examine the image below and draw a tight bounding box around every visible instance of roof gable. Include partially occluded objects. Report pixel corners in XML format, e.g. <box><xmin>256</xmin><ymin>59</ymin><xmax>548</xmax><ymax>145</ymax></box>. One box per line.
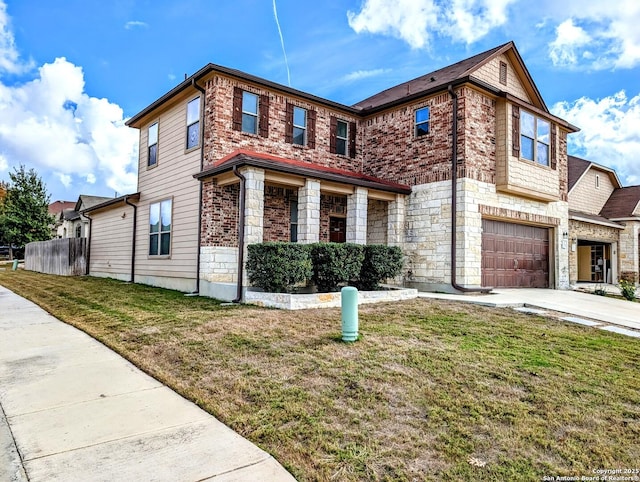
<box><xmin>568</xmin><ymin>155</ymin><xmax>622</xmax><ymax>193</ymax></box>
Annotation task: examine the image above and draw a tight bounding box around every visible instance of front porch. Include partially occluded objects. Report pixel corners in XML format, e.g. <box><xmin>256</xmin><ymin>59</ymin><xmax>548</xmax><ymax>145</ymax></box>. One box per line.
<box><xmin>194</xmin><ymin>150</ymin><xmax>411</xmax><ymax>301</ymax></box>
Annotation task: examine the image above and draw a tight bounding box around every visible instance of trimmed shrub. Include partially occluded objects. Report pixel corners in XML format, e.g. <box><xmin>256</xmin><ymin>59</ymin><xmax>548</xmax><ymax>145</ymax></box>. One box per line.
<box><xmin>619</xmin><ymin>279</ymin><xmax>637</xmax><ymax>302</ymax></box>
<box><xmin>357</xmin><ymin>245</ymin><xmax>404</xmax><ymax>290</ymax></box>
<box><xmin>310</xmin><ymin>243</ymin><xmax>364</xmax><ymax>293</ymax></box>
<box><xmin>246</xmin><ymin>242</ymin><xmax>311</xmax><ymax>293</ymax></box>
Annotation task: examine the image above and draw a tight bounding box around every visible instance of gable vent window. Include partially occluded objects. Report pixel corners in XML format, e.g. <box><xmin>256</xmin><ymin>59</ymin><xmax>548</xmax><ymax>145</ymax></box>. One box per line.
<box><xmin>499</xmin><ymin>61</ymin><xmax>507</xmax><ymax>85</ymax></box>
<box><xmin>595</xmin><ymin>174</ymin><xmax>600</xmax><ymax>189</ymax></box>
<box><xmin>186</xmin><ymin>97</ymin><xmax>200</xmax><ymax>149</ymax></box>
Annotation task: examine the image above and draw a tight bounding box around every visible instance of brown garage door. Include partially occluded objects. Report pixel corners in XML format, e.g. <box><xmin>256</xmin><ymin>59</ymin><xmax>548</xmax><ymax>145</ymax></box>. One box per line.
<box><xmin>482</xmin><ymin>219</ymin><xmax>549</xmax><ymax>288</ymax></box>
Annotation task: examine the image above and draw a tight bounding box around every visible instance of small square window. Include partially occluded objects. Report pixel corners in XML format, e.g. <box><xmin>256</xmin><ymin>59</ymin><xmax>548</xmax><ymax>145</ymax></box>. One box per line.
<box><xmin>293</xmin><ymin>107</ymin><xmax>307</xmax><ymax>146</ymax></box>
<box><xmin>415</xmin><ymin>107</ymin><xmax>429</xmax><ymax>137</ymax></box>
<box><xmin>148</xmin><ymin>123</ymin><xmax>158</xmax><ymax>166</ymax></box>
<box><xmin>242</xmin><ymin>92</ymin><xmax>258</xmax><ymax>134</ymax></box>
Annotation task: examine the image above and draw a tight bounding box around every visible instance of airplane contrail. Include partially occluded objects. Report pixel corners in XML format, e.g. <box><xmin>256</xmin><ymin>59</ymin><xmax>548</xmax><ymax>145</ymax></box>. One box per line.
<box><xmin>272</xmin><ymin>0</ymin><xmax>291</xmax><ymax>87</ymax></box>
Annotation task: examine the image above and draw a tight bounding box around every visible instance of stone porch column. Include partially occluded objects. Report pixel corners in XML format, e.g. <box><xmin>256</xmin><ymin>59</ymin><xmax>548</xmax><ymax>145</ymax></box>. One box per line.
<box><xmin>241</xmin><ymin>167</ymin><xmax>265</xmax><ymax>285</ymax></box>
<box><xmin>297</xmin><ymin>179</ymin><xmax>320</xmax><ymax>243</ymax></box>
<box><xmin>387</xmin><ymin>194</ymin><xmax>405</xmax><ymax>246</ymax></box>
<box><xmin>347</xmin><ymin>187</ymin><xmax>368</xmax><ymax>244</ymax></box>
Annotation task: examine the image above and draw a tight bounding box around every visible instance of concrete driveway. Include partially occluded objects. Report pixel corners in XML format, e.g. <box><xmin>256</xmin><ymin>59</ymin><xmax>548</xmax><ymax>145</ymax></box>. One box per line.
<box><xmin>420</xmin><ymin>288</ymin><xmax>640</xmax><ymax>336</ymax></box>
<box><xmin>0</xmin><ymin>286</ymin><xmax>295</xmax><ymax>482</ymax></box>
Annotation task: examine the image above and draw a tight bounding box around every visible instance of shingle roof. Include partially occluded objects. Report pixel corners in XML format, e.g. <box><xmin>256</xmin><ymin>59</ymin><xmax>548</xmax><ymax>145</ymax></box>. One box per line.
<box><xmin>600</xmin><ymin>186</ymin><xmax>640</xmax><ymax>219</ymax></box>
<box><xmin>569</xmin><ymin>210</ymin><xmax>624</xmax><ymax>229</ymax></box>
<box><xmin>48</xmin><ymin>200</ymin><xmax>75</xmax><ymax>215</ymax></box>
<box><xmin>568</xmin><ymin>155</ymin><xmax>592</xmax><ymax>192</ymax></box>
<box><xmin>353</xmin><ymin>43</ymin><xmax>515</xmax><ymax>111</ymax></box>
<box><xmin>194</xmin><ymin>149</ymin><xmax>412</xmax><ymax>194</ymax></box>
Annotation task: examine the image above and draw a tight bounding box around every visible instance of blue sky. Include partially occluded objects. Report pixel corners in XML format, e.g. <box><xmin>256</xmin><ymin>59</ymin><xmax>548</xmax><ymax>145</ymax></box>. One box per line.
<box><xmin>1</xmin><ymin>0</ymin><xmax>639</xmax><ymax>202</ymax></box>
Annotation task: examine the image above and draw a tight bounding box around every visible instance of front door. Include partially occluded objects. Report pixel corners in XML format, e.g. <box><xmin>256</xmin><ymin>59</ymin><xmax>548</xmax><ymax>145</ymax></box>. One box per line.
<box><xmin>329</xmin><ymin>217</ymin><xmax>346</xmax><ymax>243</ymax></box>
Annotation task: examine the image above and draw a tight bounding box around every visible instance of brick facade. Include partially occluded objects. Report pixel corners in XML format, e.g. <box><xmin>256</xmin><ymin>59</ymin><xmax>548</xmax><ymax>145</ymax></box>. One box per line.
<box><xmin>263</xmin><ymin>186</ymin><xmax>297</xmax><ymax>242</ymax></box>
<box><xmin>319</xmin><ymin>195</ymin><xmax>347</xmax><ymax>242</ymax></box>
<box><xmin>201</xmin><ymin>181</ymin><xmax>239</xmax><ymax>247</ymax></box>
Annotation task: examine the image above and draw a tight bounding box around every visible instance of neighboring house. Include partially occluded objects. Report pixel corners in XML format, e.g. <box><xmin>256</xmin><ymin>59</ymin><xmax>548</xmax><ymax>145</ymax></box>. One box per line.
<box><xmin>85</xmin><ymin>41</ymin><xmax>579</xmax><ymax>300</ymax></box>
<box><xmin>54</xmin><ymin>195</ymin><xmax>112</xmax><ymax>239</ymax></box>
<box><xmin>568</xmin><ymin>155</ymin><xmax>640</xmax><ymax>283</ymax></box>
<box><xmin>48</xmin><ymin>200</ymin><xmax>75</xmax><ymax>237</ymax></box>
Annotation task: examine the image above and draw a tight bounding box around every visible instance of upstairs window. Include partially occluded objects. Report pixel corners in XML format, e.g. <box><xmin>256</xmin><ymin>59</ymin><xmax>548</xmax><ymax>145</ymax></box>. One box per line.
<box><xmin>336</xmin><ymin>120</ymin><xmax>348</xmax><ymax>155</ymax></box>
<box><xmin>149</xmin><ymin>199</ymin><xmax>172</xmax><ymax>256</ymax></box>
<box><xmin>242</xmin><ymin>91</ymin><xmax>258</xmax><ymax>134</ymax></box>
<box><xmin>520</xmin><ymin>111</ymin><xmax>550</xmax><ymax>166</ymax></box>
<box><xmin>415</xmin><ymin>107</ymin><xmax>429</xmax><ymax>137</ymax></box>
<box><xmin>148</xmin><ymin>122</ymin><xmax>158</xmax><ymax>167</ymax></box>
<box><xmin>293</xmin><ymin>106</ymin><xmax>307</xmax><ymax>145</ymax></box>
<box><xmin>186</xmin><ymin>97</ymin><xmax>200</xmax><ymax>149</ymax></box>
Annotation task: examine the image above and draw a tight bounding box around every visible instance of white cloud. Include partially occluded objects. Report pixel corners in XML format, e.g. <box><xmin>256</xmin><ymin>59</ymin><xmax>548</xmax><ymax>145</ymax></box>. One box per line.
<box><xmin>0</xmin><ymin>2</ymin><xmax>138</xmax><ymax>197</ymax></box>
<box><xmin>124</xmin><ymin>20</ymin><xmax>148</xmax><ymax>30</ymax></box>
<box><xmin>547</xmin><ymin>0</ymin><xmax>640</xmax><ymax>69</ymax></box>
<box><xmin>0</xmin><ymin>57</ymin><xmax>138</xmax><ymax>195</ymax></box>
<box><xmin>552</xmin><ymin>91</ymin><xmax>640</xmax><ymax>185</ymax></box>
<box><xmin>0</xmin><ymin>1</ymin><xmax>33</xmax><ymax>74</ymax></box>
<box><xmin>342</xmin><ymin>68</ymin><xmax>391</xmax><ymax>82</ymax></box>
<box><xmin>347</xmin><ymin>0</ymin><xmax>515</xmax><ymax>48</ymax></box>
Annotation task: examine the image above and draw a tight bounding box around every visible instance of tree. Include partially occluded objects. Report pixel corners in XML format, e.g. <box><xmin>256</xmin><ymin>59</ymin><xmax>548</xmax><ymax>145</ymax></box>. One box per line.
<box><xmin>0</xmin><ymin>166</ymin><xmax>53</xmax><ymax>259</ymax></box>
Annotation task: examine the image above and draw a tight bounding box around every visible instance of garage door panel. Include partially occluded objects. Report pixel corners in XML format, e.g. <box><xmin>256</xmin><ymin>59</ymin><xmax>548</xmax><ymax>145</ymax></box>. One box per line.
<box><xmin>482</xmin><ymin>219</ymin><xmax>549</xmax><ymax>288</ymax></box>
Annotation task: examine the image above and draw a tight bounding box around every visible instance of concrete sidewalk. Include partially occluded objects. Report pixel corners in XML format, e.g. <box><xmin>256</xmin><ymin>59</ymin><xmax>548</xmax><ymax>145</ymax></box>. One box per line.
<box><xmin>0</xmin><ymin>286</ymin><xmax>296</xmax><ymax>482</ymax></box>
<box><xmin>419</xmin><ymin>288</ymin><xmax>640</xmax><ymax>336</ymax></box>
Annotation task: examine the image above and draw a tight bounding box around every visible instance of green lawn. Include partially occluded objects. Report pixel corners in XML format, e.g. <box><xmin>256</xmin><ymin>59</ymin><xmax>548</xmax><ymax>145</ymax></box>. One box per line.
<box><xmin>1</xmin><ymin>269</ymin><xmax>638</xmax><ymax>481</ymax></box>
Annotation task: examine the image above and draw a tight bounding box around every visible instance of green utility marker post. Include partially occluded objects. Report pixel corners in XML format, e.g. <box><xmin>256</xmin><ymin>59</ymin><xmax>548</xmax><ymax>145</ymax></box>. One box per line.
<box><xmin>341</xmin><ymin>286</ymin><xmax>359</xmax><ymax>342</ymax></box>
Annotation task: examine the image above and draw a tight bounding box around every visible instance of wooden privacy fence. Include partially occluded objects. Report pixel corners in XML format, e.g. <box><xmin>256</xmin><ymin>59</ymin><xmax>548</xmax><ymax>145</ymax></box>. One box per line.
<box><xmin>25</xmin><ymin>238</ymin><xmax>88</xmax><ymax>276</ymax></box>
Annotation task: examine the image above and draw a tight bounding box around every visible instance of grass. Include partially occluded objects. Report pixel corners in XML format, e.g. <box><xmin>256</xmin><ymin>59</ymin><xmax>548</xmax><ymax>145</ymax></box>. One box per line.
<box><xmin>1</xmin><ymin>269</ymin><xmax>639</xmax><ymax>481</ymax></box>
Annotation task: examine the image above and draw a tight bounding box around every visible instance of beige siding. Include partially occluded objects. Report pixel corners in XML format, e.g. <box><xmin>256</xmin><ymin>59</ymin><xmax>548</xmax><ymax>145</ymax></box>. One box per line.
<box><xmin>135</xmin><ymin>89</ymin><xmax>202</xmax><ymax>290</ymax></box>
<box><xmin>89</xmin><ymin>205</ymin><xmax>134</xmax><ymax>280</ymax></box>
<box><xmin>569</xmin><ymin>169</ymin><xmax>616</xmax><ymax>214</ymax></box>
<box><xmin>471</xmin><ymin>54</ymin><xmax>531</xmax><ymax>102</ymax></box>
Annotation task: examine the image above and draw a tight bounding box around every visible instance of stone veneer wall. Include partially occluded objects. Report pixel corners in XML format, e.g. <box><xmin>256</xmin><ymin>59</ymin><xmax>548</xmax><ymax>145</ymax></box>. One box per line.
<box><xmin>619</xmin><ymin>221</ymin><xmax>640</xmax><ymax>282</ymax></box>
<box><xmin>403</xmin><ymin>178</ymin><xmax>569</xmax><ymax>291</ymax></box>
<box><xmin>367</xmin><ymin>200</ymin><xmax>388</xmax><ymax>244</ymax></box>
<box><xmin>568</xmin><ymin>219</ymin><xmax>621</xmax><ymax>284</ymax></box>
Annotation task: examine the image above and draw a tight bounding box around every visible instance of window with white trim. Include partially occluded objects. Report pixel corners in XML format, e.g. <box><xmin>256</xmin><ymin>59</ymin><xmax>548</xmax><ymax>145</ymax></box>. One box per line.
<box><xmin>293</xmin><ymin>106</ymin><xmax>307</xmax><ymax>145</ymax></box>
<box><xmin>520</xmin><ymin>110</ymin><xmax>550</xmax><ymax>166</ymax></box>
<box><xmin>415</xmin><ymin>107</ymin><xmax>429</xmax><ymax>137</ymax></box>
<box><xmin>186</xmin><ymin>97</ymin><xmax>200</xmax><ymax>149</ymax></box>
<box><xmin>149</xmin><ymin>199</ymin><xmax>172</xmax><ymax>256</ymax></box>
<box><xmin>242</xmin><ymin>91</ymin><xmax>258</xmax><ymax>134</ymax></box>
<box><xmin>148</xmin><ymin>122</ymin><xmax>158</xmax><ymax>167</ymax></box>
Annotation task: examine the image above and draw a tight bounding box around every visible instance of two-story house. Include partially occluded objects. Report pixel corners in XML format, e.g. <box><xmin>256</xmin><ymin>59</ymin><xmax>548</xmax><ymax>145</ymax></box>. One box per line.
<box><xmin>568</xmin><ymin>155</ymin><xmax>640</xmax><ymax>284</ymax></box>
<box><xmin>84</xmin><ymin>41</ymin><xmax>579</xmax><ymax>300</ymax></box>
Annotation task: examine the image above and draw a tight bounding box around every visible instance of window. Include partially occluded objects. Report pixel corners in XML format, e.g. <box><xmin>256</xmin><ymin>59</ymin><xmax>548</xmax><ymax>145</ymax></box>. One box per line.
<box><xmin>148</xmin><ymin>123</ymin><xmax>158</xmax><ymax>167</ymax></box>
<box><xmin>415</xmin><ymin>107</ymin><xmax>429</xmax><ymax>137</ymax></box>
<box><xmin>520</xmin><ymin>111</ymin><xmax>550</xmax><ymax>166</ymax></box>
<box><xmin>595</xmin><ymin>174</ymin><xmax>600</xmax><ymax>189</ymax></box>
<box><xmin>293</xmin><ymin>107</ymin><xmax>307</xmax><ymax>145</ymax></box>
<box><xmin>336</xmin><ymin>120</ymin><xmax>348</xmax><ymax>156</ymax></box>
<box><xmin>242</xmin><ymin>91</ymin><xmax>258</xmax><ymax>134</ymax></box>
<box><xmin>186</xmin><ymin>97</ymin><xmax>200</xmax><ymax>149</ymax></box>
<box><xmin>75</xmin><ymin>225</ymin><xmax>82</xmax><ymax>238</ymax></box>
<box><xmin>290</xmin><ymin>200</ymin><xmax>298</xmax><ymax>242</ymax></box>
<box><xmin>149</xmin><ymin>199</ymin><xmax>172</xmax><ymax>256</ymax></box>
